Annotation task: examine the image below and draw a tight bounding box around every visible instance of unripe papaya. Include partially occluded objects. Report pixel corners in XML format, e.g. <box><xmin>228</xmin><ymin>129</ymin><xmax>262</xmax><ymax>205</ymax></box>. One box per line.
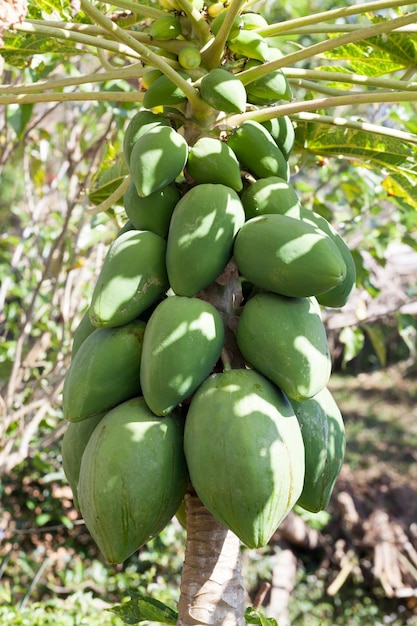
<box><xmin>210</xmin><ymin>11</ymin><xmax>242</xmax><ymax>37</ymax></box>
<box><xmin>71</xmin><ymin>308</ymin><xmax>96</xmax><ymax>357</ymax></box>
<box><xmin>184</xmin><ymin>369</ymin><xmax>305</xmax><ymax>548</ymax></box>
<box><xmin>141</xmin><ymin>68</ymin><xmax>162</xmax><ymax>90</ymax></box>
<box><xmin>140</xmin><ymin>296</ymin><xmax>224</xmax><ymax>416</ymax></box>
<box><xmin>178</xmin><ymin>46</ymin><xmax>202</xmax><ymax>70</ymax></box>
<box><xmin>78</xmin><ymin>397</ymin><xmax>188</xmax><ymax>563</ymax></box>
<box><xmin>261</xmin><ymin>116</ymin><xmax>295</xmax><ymax>160</ymax></box>
<box><xmin>123</xmin><ymin>180</ymin><xmax>180</xmax><ymax>239</ymax></box>
<box><xmin>227</xmin><ymin>120</ymin><xmax>289</xmax><ymax>181</ymax></box>
<box><xmin>149</xmin><ymin>15</ymin><xmax>181</xmax><ymax>40</ymax></box>
<box><xmin>186</xmin><ymin>136</ymin><xmax>242</xmax><ymax>191</ymax></box>
<box><xmin>61</xmin><ymin>413</ymin><xmax>104</xmax><ymax>509</ymax></box>
<box><xmin>300</xmin><ymin>209</ymin><xmax>356</xmax><ymax>308</ymax></box>
<box><xmin>199</xmin><ymin>68</ymin><xmax>247</xmax><ymax>114</ymax></box>
<box><xmin>90</xmin><ymin>230</ymin><xmax>168</xmax><ymax>328</ymax></box>
<box><xmin>228</xmin><ymin>29</ymin><xmax>269</xmax><ymax>62</ymax></box>
<box><xmin>233</xmin><ymin>214</ymin><xmax>346</xmax><ymax>298</ymax></box>
<box><xmin>244</xmin><ymin>61</ymin><xmax>292</xmax><ymax>104</ymax></box>
<box><xmin>63</xmin><ymin>319</ymin><xmax>145</xmax><ymax>422</ymax></box>
<box><xmin>236</xmin><ymin>293</ymin><xmax>331</xmax><ymax>401</ymax></box>
<box><xmin>290</xmin><ymin>387</ymin><xmax>346</xmax><ymax>512</ymax></box>
<box><xmin>130</xmin><ymin>125</ymin><xmax>188</xmax><ymax>197</ymax></box>
<box><xmin>166</xmin><ymin>183</ymin><xmax>245</xmax><ymax>296</ymax></box>
<box><xmin>240</xmin><ymin>176</ymin><xmax>301</xmax><ymax>220</ymax></box>
<box><xmin>142</xmin><ymin>72</ymin><xmax>191</xmax><ymax>110</ymax></box>
<box><xmin>123</xmin><ymin>110</ymin><xmax>170</xmax><ymax>167</ymax></box>
<box><xmin>240</xmin><ymin>12</ymin><xmax>268</xmax><ymax>30</ymax></box>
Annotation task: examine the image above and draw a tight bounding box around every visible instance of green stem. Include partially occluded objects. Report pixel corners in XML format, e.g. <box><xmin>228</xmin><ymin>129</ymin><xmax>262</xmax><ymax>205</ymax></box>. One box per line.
<box><xmin>15</xmin><ymin>21</ymin><xmax>142</xmax><ymax>59</ymax></box>
<box><xmin>272</xmin><ymin>23</ymin><xmax>417</xmax><ymax>35</ymax></box>
<box><xmin>285</xmin><ymin>68</ymin><xmax>417</xmax><ymax>92</ymax></box>
<box><xmin>176</xmin><ymin>0</ymin><xmax>212</xmax><ymax>45</ymax></box>
<box><xmin>237</xmin><ymin>10</ymin><xmax>417</xmax><ymax>86</ymax></box>
<box><xmin>257</xmin><ymin>0</ymin><xmax>416</xmax><ymax>37</ymax></box>
<box><xmin>220</xmin><ymin>90</ymin><xmax>417</xmax><ymax>128</ymax></box>
<box><xmin>291</xmin><ymin>112</ymin><xmax>417</xmax><ymax>146</ymax></box>
<box><xmin>80</xmin><ymin>0</ymin><xmax>203</xmax><ymax>111</ymax></box>
<box><xmin>87</xmin><ymin>176</ymin><xmax>130</xmax><ymax>215</ymax></box>
<box><xmin>289</xmin><ymin>78</ymin><xmax>349</xmax><ymax>96</ymax></box>
<box><xmin>0</xmin><ymin>92</ymin><xmax>144</xmax><ymax>105</ymax></box>
<box><xmin>0</xmin><ymin>65</ymin><xmax>145</xmax><ymax>95</ymax></box>
<box><xmin>201</xmin><ymin>0</ymin><xmax>246</xmax><ymax>69</ymax></box>
<box><xmin>101</xmin><ymin>0</ymin><xmax>166</xmax><ymax>20</ymax></box>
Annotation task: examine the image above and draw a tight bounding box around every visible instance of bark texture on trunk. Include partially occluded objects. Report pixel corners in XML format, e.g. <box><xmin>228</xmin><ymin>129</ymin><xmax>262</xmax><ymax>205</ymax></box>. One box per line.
<box><xmin>177</xmin><ymin>490</ymin><xmax>246</xmax><ymax>626</ymax></box>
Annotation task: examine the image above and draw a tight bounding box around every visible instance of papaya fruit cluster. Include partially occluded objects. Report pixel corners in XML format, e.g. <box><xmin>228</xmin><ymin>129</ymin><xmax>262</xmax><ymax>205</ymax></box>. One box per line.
<box><xmin>61</xmin><ymin>1</ymin><xmax>353</xmax><ymax>563</ymax></box>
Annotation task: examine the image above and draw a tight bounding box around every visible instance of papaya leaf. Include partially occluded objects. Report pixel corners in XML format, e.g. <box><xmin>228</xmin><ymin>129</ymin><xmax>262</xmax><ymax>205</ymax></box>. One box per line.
<box><xmin>245</xmin><ymin>606</ymin><xmax>279</xmax><ymax>625</ymax></box>
<box><xmin>2</xmin><ymin>32</ymin><xmax>81</xmax><ymax>67</ymax></box>
<box><xmin>295</xmin><ymin>121</ymin><xmax>414</xmax><ymax>172</ymax></box>
<box><xmin>8</xmin><ymin>103</ymin><xmax>34</xmax><ymax>139</ymax></box>
<box><xmin>109</xmin><ymin>594</ymin><xmax>178</xmax><ymax>625</ymax></box>
<box><xmin>27</xmin><ymin>0</ymin><xmax>76</xmax><ymax>20</ymax></box>
<box><xmin>339</xmin><ymin>326</ymin><xmax>365</xmax><ymax>366</ymax></box>
<box><xmin>88</xmin><ymin>152</ymin><xmax>128</xmax><ymax>206</ymax></box>
<box><xmin>382</xmin><ymin>173</ymin><xmax>417</xmax><ymax>210</ymax></box>
<box><xmin>361</xmin><ymin>323</ymin><xmax>387</xmax><ymax>367</ymax></box>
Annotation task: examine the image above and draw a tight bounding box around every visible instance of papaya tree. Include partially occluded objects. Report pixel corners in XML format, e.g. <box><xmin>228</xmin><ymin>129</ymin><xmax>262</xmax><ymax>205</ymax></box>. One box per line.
<box><xmin>1</xmin><ymin>0</ymin><xmax>417</xmax><ymax>624</ymax></box>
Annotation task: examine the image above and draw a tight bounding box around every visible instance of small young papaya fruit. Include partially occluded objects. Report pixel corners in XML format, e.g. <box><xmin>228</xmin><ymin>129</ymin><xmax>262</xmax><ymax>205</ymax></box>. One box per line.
<box><xmin>166</xmin><ymin>183</ymin><xmax>245</xmax><ymax>296</ymax></box>
<box><xmin>233</xmin><ymin>213</ymin><xmax>346</xmax><ymax>298</ymax></box>
<box><xmin>78</xmin><ymin>397</ymin><xmax>188</xmax><ymax>564</ymax></box>
<box><xmin>90</xmin><ymin>229</ymin><xmax>168</xmax><ymax>328</ymax></box>
<box><xmin>290</xmin><ymin>387</ymin><xmax>346</xmax><ymax>512</ymax></box>
<box><xmin>130</xmin><ymin>125</ymin><xmax>188</xmax><ymax>197</ymax></box>
<box><xmin>186</xmin><ymin>136</ymin><xmax>242</xmax><ymax>191</ymax></box>
<box><xmin>228</xmin><ymin>29</ymin><xmax>269</xmax><ymax>62</ymax></box>
<box><xmin>227</xmin><ymin>120</ymin><xmax>289</xmax><ymax>181</ymax></box>
<box><xmin>142</xmin><ymin>72</ymin><xmax>191</xmax><ymax>110</ymax></box>
<box><xmin>210</xmin><ymin>11</ymin><xmax>242</xmax><ymax>37</ymax></box>
<box><xmin>63</xmin><ymin>319</ymin><xmax>145</xmax><ymax>422</ymax></box>
<box><xmin>199</xmin><ymin>68</ymin><xmax>247</xmax><ymax>114</ymax></box>
<box><xmin>236</xmin><ymin>293</ymin><xmax>331</xmax><ymax>401</ymax></box>
<box><xmin>184</xmin><ymin>368</ymin><xmax>305</xmax><ymax>548</ymax></box>
<box><xmin>240</xmin><ymin>175</ymin><xmax>301</xmax><ymax>220</ymax></box>
<box><xmin>140</xmin><ymin>296</ymin><xmax>224</xmax><ymax>416</ymax></box>
<box><xmin>149</xmin><ymin>15</ymin><xmax>181</xmax><ymax>40</ymax></box>
<box><xmin>244</xmin><ymin>60</ymin><xmax>292</xmax><ymax>104</ymax></box>
<box><xmin>123</xmin><ymin>180</ymin><xmax>180</xmax><ymax>239</ymax></box>
<box><xmin>178</xmin><ymin>46</ymin><xmax>202</xmax><ymax>70</ymax></box>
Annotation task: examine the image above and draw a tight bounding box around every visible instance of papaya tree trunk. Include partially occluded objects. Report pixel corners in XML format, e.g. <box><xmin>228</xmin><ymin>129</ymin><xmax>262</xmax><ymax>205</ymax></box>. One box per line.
<box><xmin>177</xmin><ymin>489</ymin><xmax>246</xmax><ymax>626</ymax></box>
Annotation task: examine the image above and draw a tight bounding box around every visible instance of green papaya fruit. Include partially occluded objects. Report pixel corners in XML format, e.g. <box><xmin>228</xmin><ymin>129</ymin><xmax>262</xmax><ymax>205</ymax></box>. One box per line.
<box><xmin>199</xmin><ymin>68</ymin><xmax>247</xmax><ymax>114</ymax></box>
<box><xmin>123</xmin><ymin>110</ymin><xmax>170</xmax><ymax>167</ymax></box>
<box><xmin>140</xmin><ymin>296</ymin><xmax>224</xmax><ymax>416</ymax></box>
<box><xmin>236</xmin><ymin>293</ymin><xmax>331</xmax><ymax>401</ymax></box>
<box><xmin>290</xmin><ymin>387</ymin><xmax>346</xmax><ymax>512</ymax></box>
<box><xmin>178</xmin><ymin>46</ymin><xmax>202</xmax><ymax>70</ymax></box>
<box><xmin>89</xmin><ymin>230</ymin><xmax>168</xmax><ymax>328</ymax></box>
<box><xmin>71</xmin><ymin>308</ymin><xmax>97</xmax><ymax>357</ymax></box>
<box><xmin>123</xmin><ymin>180</ymin><xmax>180</xmax><ymax>239</ymax></box>
<box><xmin>142</xmin><ymin>72</ymin><xmax>191</xmax><ymax>110</ymax></box>
<box><xmin>184</xmin><ymin>368</ymin><xmax>305</xmax><ymax>548</ymax></box>
<box><xmin>186</xmin><ymin>136</ymin><xmax>242</xmax><ymax>191</ymax></box>
<box><xmin>228</xmin><ymin>29</ymin><xmax>269</xmax><ymax>62</ymax></box>
<box><xmin>233</xmin><ymin>214</ymin><xmax>346</xmax><ymax>298</ymax></box>
<box><xmin>166</xmin><ymin>183</ymin><xmax>245</xmax><ymax>296</ymax></box>
<box><xmin>141</xmin><ymin>68</ymin><xmax>162</xmax><ymax>90</ymax></box>
<box><xmin>210</xmin><ymin>11</ymin><xmax>242</xmax><ymax>37</ymax></box>
<box><xmin>115</xmin><ymin>220</ymin><xmax>136</xmax><ymax>238</ymax></box>
<box><xmin>261</xmin><ymin>116</ymin><xmax>295</xmax><ymax>160</ymax></box>
<box><xmin>130</xmin><ymin>125</ymin><xmax>188</xmax><ymax>197</ymax></box>
<box><xmin>244</xmin><ymin>61</ymin><xmax>292</xmax><ymax>104</ymax></box>
<box><xmin>63</xmin><ymin>319</ymin><xmax>145</xmax><ymax>422</ymax></box>
<box><xmin>240</xmin><ymin>12</ymin><xmax>268</xmax><ymax>30</ymax></box>
<box><xmin>300</xmin><ymin>209</ymin><xmax>356</xmax><ymax>308</ymax></box>
<box><xmin>61</xmin><ymin>413</ymin><xmax>105</xmax><ymax>509</ymax></box>
<box><xmin>240</xmin><ymin>175</ymin><xmax>301</xmax><ymax>220</ymax></box>
<box><xmin>78</xmin><ymin>397</ymin><xmax>188</xmax><ymax>563</ymax></box>
<box><xmin>227</xmin><ymin>120</ymin><xmax>289</xmax><ymax>181</ymax></box>
<box><xmin>149</xmin><ymin>15</ymin><xmax>181</xmax><ymax>40</ymax></box>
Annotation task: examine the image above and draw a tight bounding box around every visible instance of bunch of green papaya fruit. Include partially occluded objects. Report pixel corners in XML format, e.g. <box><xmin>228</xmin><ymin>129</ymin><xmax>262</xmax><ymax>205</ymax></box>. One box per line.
<box><xmin>61</xmin><ymin>0</ymin><xmax>352</xmax><ymax>563</ymax></box>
